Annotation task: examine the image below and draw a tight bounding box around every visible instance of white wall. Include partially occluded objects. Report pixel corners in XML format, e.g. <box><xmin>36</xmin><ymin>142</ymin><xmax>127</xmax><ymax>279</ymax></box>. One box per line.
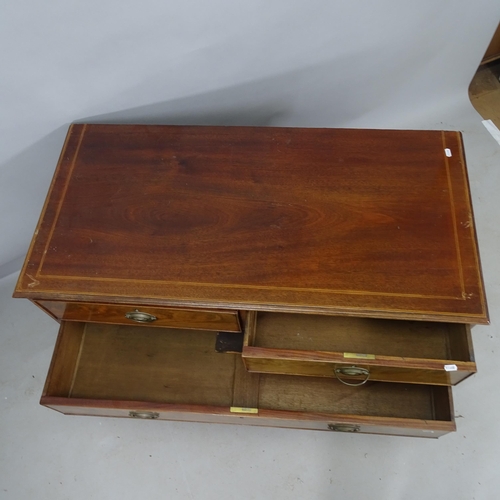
<box><xmin>1</xmin><ymin>0</ymin><xmax>499</xmax><ymax>276</ymax></box>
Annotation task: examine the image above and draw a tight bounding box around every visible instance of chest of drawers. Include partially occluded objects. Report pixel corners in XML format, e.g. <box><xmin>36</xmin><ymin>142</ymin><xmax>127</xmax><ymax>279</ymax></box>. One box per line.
<box><xmin>14</xmin><ymin>124</ymin><xmax>488</xmax><ymax>437</ymax></box>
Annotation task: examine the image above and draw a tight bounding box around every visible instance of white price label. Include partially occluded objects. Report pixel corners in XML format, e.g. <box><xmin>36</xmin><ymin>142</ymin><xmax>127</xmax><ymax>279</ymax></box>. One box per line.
<box><xmin>444</xmin><ymin>364</ymin><xmax>458</xmax><ymax>372</ymax></box>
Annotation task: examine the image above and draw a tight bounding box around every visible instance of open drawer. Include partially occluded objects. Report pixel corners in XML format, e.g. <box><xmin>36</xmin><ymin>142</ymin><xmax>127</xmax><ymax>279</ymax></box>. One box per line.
<box><xmin>41</xmin><ymin>321</ymin><xmax>455</xmax><ymax>438</ymax></box>
<box><xmin>242</xmin><ymin>312</ymin><xmax>476</xmax><ymax>386</ymax></box>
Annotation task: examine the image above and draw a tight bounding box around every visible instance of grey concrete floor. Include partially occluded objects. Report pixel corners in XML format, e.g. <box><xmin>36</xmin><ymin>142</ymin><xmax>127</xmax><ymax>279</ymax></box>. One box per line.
<box><xmin>1</xmin><ymin>101</ymin><xmax>499</xmax><ymax>499</ymax></box>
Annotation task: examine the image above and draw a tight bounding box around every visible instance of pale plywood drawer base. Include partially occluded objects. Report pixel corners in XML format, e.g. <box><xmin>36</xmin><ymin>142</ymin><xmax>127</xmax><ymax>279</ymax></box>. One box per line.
<box><xmin>41</xmin><ymin>321</ymin><xmax>455</xmax><ymax>438</ymax></box>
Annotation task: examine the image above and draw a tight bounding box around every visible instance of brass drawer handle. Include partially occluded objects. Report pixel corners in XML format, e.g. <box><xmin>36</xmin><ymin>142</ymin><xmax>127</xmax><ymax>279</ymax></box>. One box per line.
<box><xmin>334</xmin><ymin>366</ymin><xmax>370</xmax><ymax>386</ymax></box>
<box><xmin>328</xmin><ymin>423</ymin><xmax>360</xmax><ymax>432</ymax></box>
<box><xmin>125</xmin><ymin>310</ymin><xmax>158</xmax><ymax>323</ymax></box>
<box><xmin>129</xmin><ymin>411</ymin><xmax>159</xmax><ymax>419</ymax></box>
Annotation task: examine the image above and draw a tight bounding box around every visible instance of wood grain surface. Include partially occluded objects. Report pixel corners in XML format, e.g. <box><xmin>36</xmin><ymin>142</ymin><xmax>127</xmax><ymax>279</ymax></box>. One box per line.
<box><xmin>41</xmin><ymin>397</ymin><xmax>454</xmax><ymax>437</ymax></box>
<box><xmin>35</xmin><ymin>300</ymin><xmax>241</xmax><ymax>332</ymax></box>
<box><xmin>15</xmin><ymin>124</ymin><xmax>488</xmax><ymax>323</ymax></box>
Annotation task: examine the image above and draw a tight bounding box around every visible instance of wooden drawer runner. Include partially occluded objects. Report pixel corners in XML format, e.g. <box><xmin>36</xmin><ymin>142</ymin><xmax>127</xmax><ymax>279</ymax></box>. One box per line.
<box><xmin>35</xmin><ymin>300</ymin><xmax>241</xmax><ymax>332</ymax></box>
<box><xmin>41</xmin><ymin>321</ymin><xmax>455</xmax><ymax>438</ymax></box>
<box><xmin>242</xmin><ymin>312</ymin><xmax>475</xmax><ymax>386</ymax></box>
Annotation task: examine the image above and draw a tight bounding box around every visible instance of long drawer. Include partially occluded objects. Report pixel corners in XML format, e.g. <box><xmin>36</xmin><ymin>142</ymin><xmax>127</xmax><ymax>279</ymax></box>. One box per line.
<box><xmin>242</xmin><ymin>312</ymin><xmax>475</xmax><ymax>386</ymax></box>
<box><xmin>34</xmin><ymin>300</ymin><xmax>241</xmax><ymax>332</ymax></box>
<box><xmin>41</xmin><ymin>321</ymin><xmax>456</xmax><ymax>438</ymax></box>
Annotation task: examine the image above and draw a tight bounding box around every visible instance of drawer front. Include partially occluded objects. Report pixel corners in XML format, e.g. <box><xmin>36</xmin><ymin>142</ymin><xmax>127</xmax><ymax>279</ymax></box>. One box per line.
<box><xmin>242</xmin><ymin>350</ymin><xmax>473</xmax><ymax>386</ymax></box>
<box><xmin>41</xmin><ymin>398</ymin><xmax>454</xmax><ymax>438</ymax></box>
<box><xmin>242</xmin><ymin>312</ymin><xmax>476</xmax><ymax>386</ymax></box>
<box><xmin>41</xmin><ymin>321</ymin><xmax>456</xmax><ymax>438</ymax></box>
<box><xmin>35</xmin><ymin>300</ymin><xmax>241</xmax><ymax>332</ymax></box>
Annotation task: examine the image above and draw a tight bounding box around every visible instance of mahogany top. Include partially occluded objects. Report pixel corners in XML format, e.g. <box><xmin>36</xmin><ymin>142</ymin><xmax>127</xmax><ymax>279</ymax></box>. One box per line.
<box><xmin>14</xmin><ymin>124</ymin><xmax>488</xmax><ymax>323</ymax></box>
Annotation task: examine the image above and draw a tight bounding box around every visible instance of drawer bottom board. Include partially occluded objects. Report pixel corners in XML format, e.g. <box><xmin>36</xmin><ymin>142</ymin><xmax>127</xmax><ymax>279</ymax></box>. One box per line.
<box><xmin>41</xmin><ymin>322</ymin><xmax>456</xmax><ymax>437</ymax></box>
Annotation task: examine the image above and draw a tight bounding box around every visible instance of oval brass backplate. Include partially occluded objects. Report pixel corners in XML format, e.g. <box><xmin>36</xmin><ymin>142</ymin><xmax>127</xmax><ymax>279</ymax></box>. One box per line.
<box><xmin>328</xmin><ymin>423</ymin><xmax>360</xmax><ymax>432</ymax></box>
<box><xmin>129</xmin><ymin>411</ymin><xmax>160</xmax><ymax>419</ymax></box>
<box><xmin>125</xmin><ymin>310</ymin><xmax>158</xmax><ymax>323</ymax></box>
<box><xmin>336</xmin><ymin>366</ymin><xmax>369</xmax><ymax>377</ymax></box>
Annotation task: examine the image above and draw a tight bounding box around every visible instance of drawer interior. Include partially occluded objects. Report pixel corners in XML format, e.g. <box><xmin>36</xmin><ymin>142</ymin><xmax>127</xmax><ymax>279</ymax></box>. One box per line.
<box><xmin>250</xmin><ymin>312</ymin><xmax>472</xmax><ymax>361</ymax></box>
<box><xmin>45</xmin><ymin>322</ymin><xmax>237</xmax><ymax>406</ymax></box>
<box><xmin>259</xmin><ymin>375</ymin><xmax>450</xmax><ymax>421</ymax></box>
<box><xmin>43</xmin><ymin>321</ymin><xmax>452</xmax><ymax>425</ymax></box>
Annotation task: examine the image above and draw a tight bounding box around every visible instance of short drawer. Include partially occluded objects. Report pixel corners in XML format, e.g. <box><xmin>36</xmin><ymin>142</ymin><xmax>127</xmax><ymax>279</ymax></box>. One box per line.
<box><xmin>242</xmin><ymin>312</ymin><xmax>475</xmax><ymax>386</ymax></box>
<box><xmin>35</xmin><ymin>300</ymin><xmax>241</xmax><ymax>332</ymax></box>
<box><xmin>41</xmin><ymin>321</ymin><xmax>455</xmax><ymax>437</ymax></box>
